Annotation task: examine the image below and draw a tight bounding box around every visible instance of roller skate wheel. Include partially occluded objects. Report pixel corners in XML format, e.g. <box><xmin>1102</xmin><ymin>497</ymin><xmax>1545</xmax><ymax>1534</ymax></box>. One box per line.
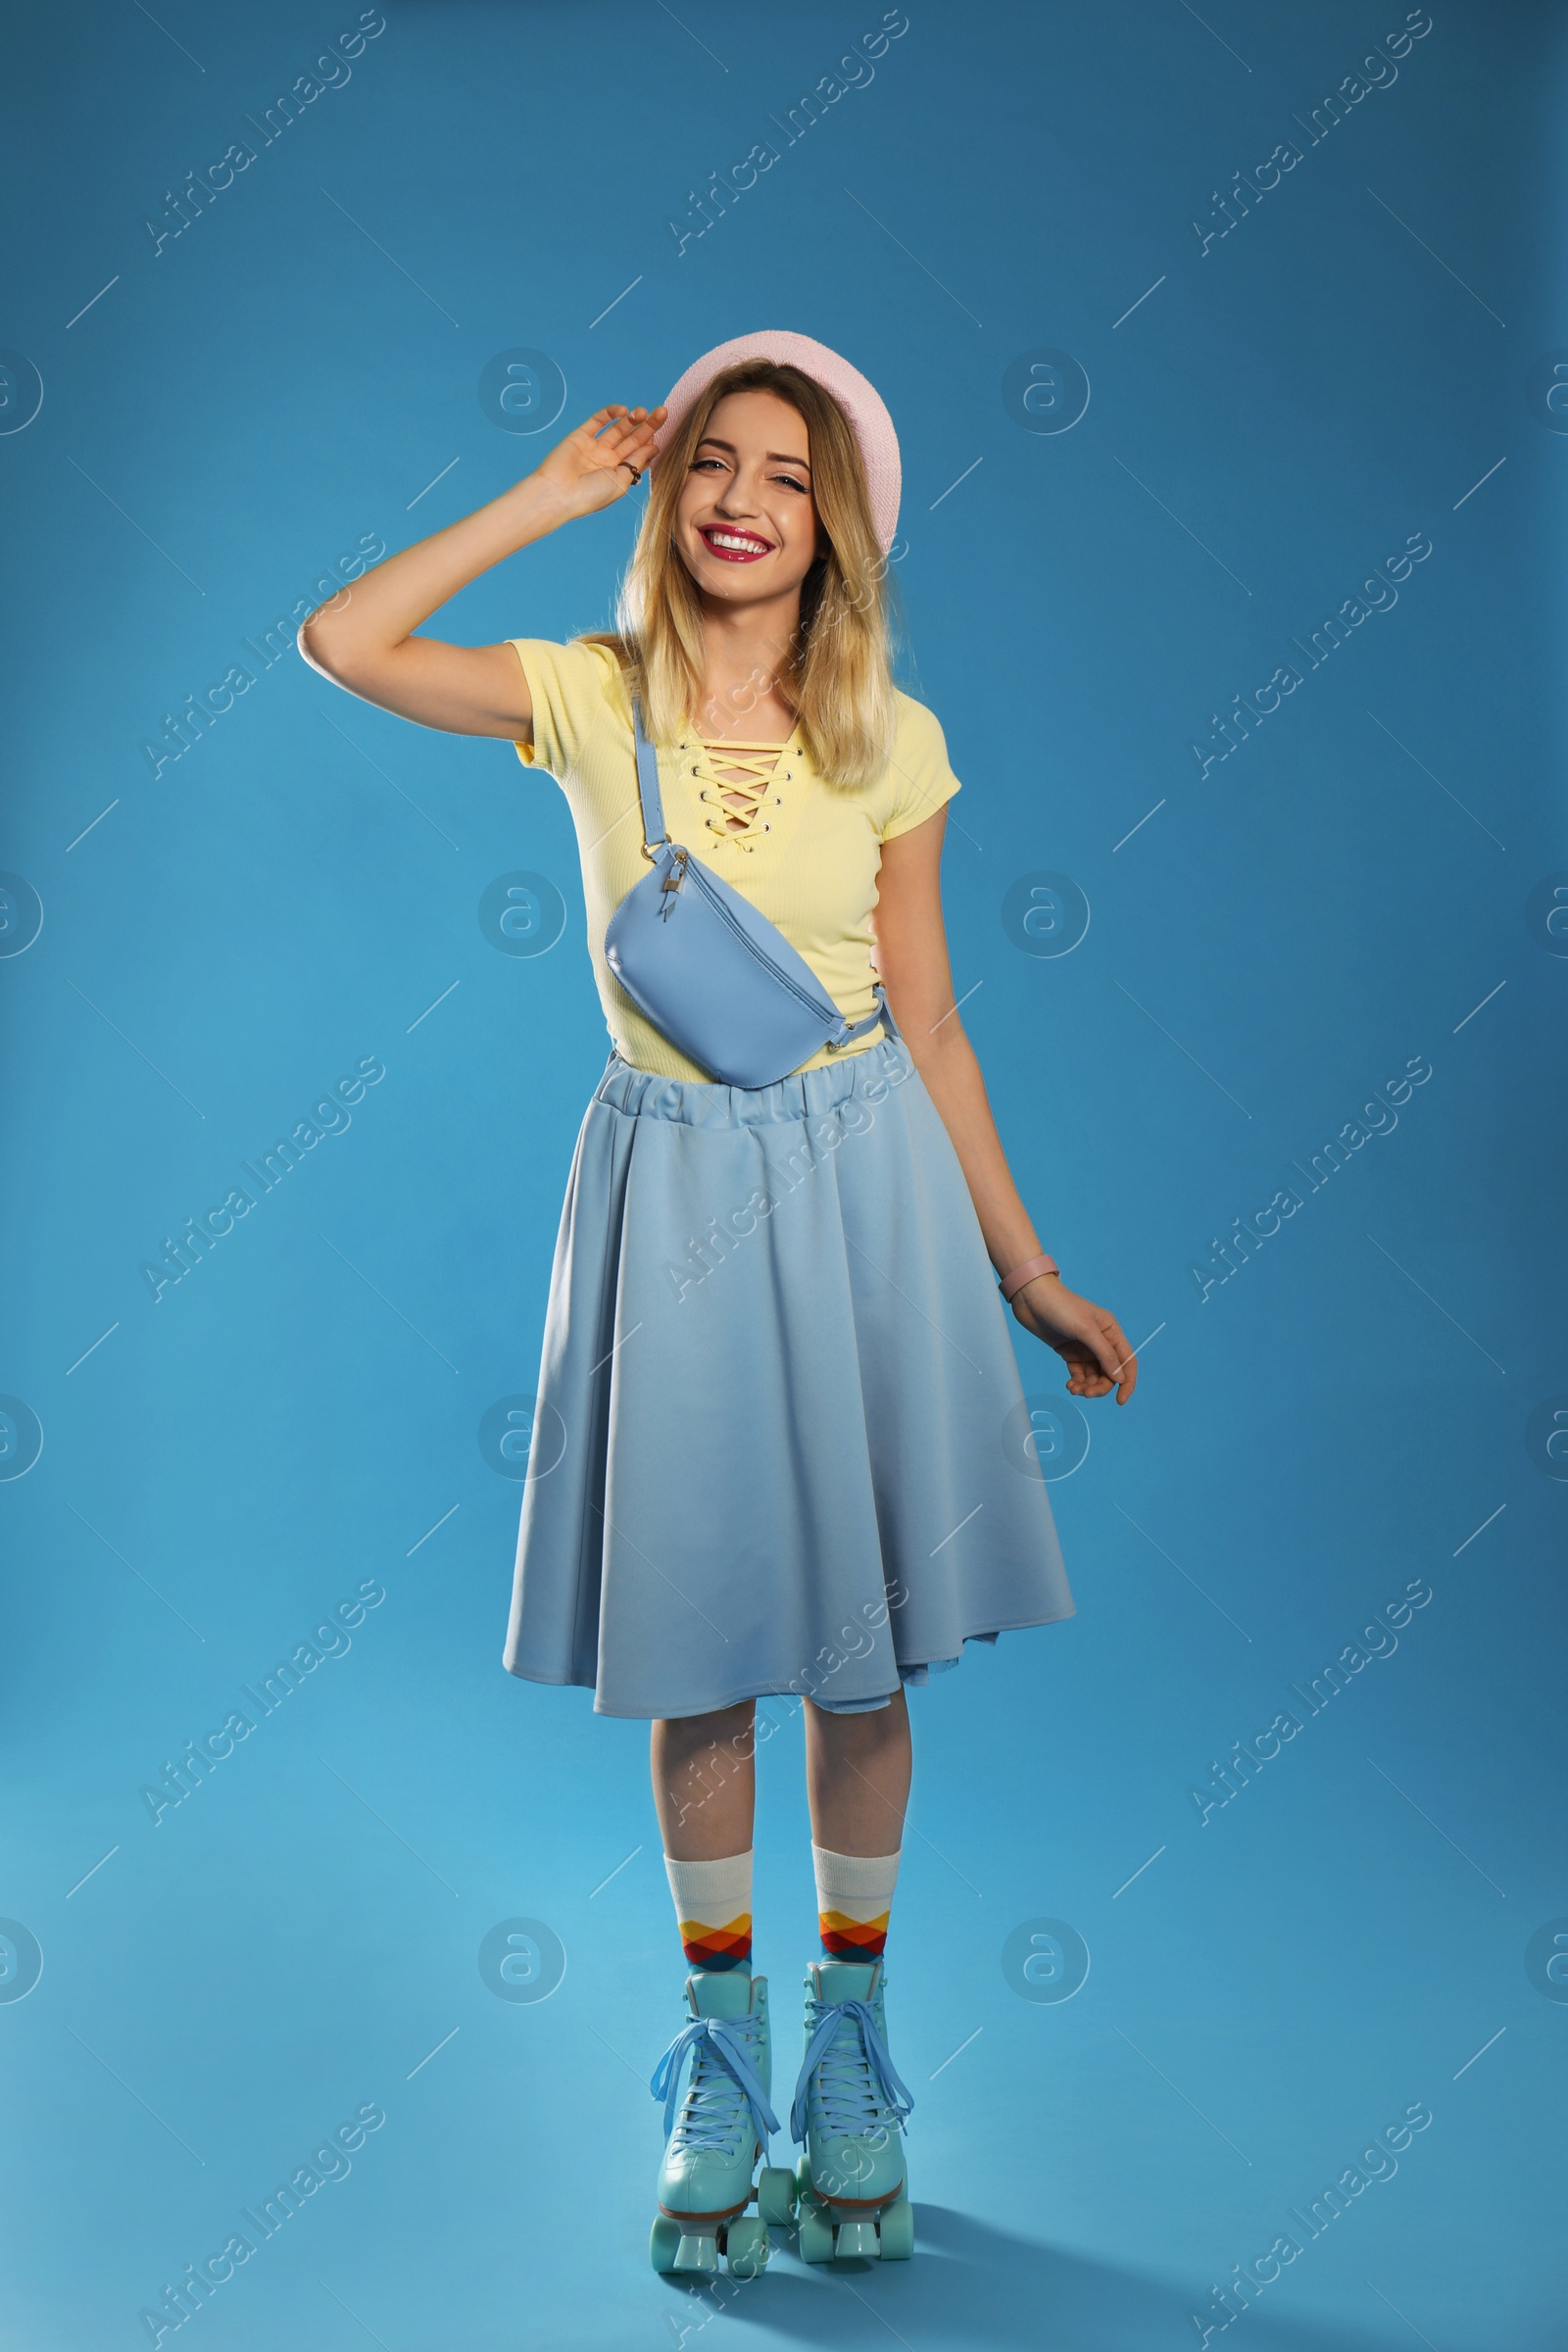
<box><xmin>650</xmin><ymin>2216</ymin><xmax>682</xmax><ymax>2273</ymax></box>
<box><xmin>723</xmin><ymin>2215</ymin><xmax>769</xmax><ymax>2278</ymax></box>
<box><xmin>834</xmin><ymin>2219</ymin><xmax>880</xmax><ymax>2260</ymax></box>
<box><xmin>796</xmin><ymin>2196</ymin><xmax>836</xmax><ymax>2264</ymax></box>
<box><xmin>877</xmin><ymin>2193</ymin><xmax>914</xmax><ymax>2261</ymax></box>
<box><xmin>673</xmin><ymin>2230</ymin><xmax>718</xmax><ymax>2274</ymax></box>
<box><xmin>757</xmin><ymin>2166</ymin><xmax>797</xmax><ymax>2225</ymax></box>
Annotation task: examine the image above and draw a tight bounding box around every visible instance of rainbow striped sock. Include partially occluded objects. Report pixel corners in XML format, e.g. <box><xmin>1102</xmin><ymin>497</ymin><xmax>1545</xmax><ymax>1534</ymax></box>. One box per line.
<box><xmin>813</xmin><ymin>1844</ymin><xmax>901</xmax><ymax>1963</ymax></box>
<box><xmin>663</xmin><ymin>1849</ymin><xmax>753</xmax><ymax>1974</ymax></box>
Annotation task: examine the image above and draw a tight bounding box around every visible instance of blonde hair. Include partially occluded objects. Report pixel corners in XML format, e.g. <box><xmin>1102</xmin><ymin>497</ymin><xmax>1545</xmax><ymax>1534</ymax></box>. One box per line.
<box><xmin>581</xmin><ymin>360</ymin><xmax>897</xmax><ymax>789</ymax></box>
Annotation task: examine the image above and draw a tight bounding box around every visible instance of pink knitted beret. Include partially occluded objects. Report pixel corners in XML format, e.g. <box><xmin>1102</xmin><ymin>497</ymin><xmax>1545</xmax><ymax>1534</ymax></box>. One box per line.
<box><xmin>650</xmin><ymin>330</ymin><xmax>902</xmax><ymax>553</ymax></box>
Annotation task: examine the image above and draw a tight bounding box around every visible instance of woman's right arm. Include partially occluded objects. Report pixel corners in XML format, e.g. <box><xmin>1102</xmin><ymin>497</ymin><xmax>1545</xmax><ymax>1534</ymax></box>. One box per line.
<box><xmin>298</xmin><ymin>403</ymin><xmax>666</xmax><ymax>741</ymax></box>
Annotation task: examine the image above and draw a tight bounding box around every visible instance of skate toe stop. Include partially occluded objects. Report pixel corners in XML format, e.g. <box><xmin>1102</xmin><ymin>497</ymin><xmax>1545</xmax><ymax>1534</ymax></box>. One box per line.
<box><xmin>834</xmin><ymin>2219</ymin><xmax>881</xmax><ymax>2259</ymax></box>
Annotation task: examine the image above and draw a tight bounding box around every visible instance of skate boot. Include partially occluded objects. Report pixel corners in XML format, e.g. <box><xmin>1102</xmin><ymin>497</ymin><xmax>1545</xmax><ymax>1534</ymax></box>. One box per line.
<box><xmin>789</xmin><ymin>1958</ymin><xmax>914</xmax><ymax>2262</ymax></box>
<box><xmin>649</xmin><ymin>1971</ymin><xmax>798</xmax><ymax>2278</ymax></box>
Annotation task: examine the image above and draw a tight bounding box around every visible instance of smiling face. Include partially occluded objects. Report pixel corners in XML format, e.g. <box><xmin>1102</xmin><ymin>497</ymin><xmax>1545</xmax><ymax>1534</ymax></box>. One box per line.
<box><xmin>671</xmin><ymin>388</ymin><xmax>824</xmax><ymax>608</ymax></box>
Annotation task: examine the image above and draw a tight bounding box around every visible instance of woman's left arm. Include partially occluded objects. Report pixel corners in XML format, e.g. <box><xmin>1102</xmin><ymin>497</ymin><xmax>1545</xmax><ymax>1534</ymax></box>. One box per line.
<box><xmin>873</xmin><ymin>808</ymin><xmax>1138</xmax><ymax>1404</ymax></box>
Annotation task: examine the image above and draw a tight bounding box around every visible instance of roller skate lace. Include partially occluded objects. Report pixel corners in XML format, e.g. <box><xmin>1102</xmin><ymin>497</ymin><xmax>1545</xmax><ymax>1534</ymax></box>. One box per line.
<box><xmin>790</xmin><ymin>1996</ymin><xmax>914</xmax><ymax>2143</ymax></box>
<box><xmin>652</xmin><ymin>2010</ymin><xmax>780</xmax><ymax>2158</ymax></box>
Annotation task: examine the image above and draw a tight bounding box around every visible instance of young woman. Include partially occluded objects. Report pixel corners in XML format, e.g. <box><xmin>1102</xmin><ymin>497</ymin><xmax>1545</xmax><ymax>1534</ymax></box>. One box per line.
<box><xmin>302</xmin><ymin>331</ymin><xmax>1137</xmax><ymax>2278</ymax></box>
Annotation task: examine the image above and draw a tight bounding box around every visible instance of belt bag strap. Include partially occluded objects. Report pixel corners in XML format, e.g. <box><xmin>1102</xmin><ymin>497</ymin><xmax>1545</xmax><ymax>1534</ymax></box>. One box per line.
<box><xmin>634</xmin><ymin>704</ymin><xmax>667</xmax><ymax>850</ymax></box>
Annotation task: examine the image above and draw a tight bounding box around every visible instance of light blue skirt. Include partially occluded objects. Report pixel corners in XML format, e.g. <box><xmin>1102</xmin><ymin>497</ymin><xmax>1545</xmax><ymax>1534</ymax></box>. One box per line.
<box><xmin>504</xmin><ymin>1038</ymin><xmax>1074</xmax><ymax>1719</ymax></box>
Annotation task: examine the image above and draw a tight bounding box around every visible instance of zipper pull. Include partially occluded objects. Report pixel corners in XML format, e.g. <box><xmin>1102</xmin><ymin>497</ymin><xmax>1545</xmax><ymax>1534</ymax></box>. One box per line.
<box><xmin>659</xmin><ymin>849</ymin><xmax>688</xmax><ymax>916</ymax></box>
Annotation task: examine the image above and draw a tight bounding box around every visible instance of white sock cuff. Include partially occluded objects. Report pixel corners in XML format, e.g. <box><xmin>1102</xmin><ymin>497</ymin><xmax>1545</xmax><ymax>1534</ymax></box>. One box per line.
<box><xmin>663</xmin><ymin>1848</ymin><xmax>753</xmax><ymax>1916</ymax></box>
<box><xmin>811</xmin><ymin>1844</ymin><xmax>902</xmax><ymax>1905</ymax></box>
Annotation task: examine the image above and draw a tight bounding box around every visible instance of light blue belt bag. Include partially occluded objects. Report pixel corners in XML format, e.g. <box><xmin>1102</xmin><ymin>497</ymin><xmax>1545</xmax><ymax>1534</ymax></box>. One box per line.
<box><xmin>604</xmin><ymin>703</ymin><xmax>891</xmax><ymax>1090</ymax></box>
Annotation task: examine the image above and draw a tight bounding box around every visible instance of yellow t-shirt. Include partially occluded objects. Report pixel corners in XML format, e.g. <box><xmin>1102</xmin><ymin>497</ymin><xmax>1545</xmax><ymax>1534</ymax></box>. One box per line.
<box><xmin>509</xmin><ymin>638</ymin><xmax>961</xmax><ymax>1081</ymax></box>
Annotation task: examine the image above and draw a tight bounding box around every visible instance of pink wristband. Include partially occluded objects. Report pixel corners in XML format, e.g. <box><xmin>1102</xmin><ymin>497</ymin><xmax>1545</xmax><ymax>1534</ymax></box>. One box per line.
<box><xmin>999</xmin><ymin>1252</ymin><xmax>1060</xmax><ymax>1301</ymax></box>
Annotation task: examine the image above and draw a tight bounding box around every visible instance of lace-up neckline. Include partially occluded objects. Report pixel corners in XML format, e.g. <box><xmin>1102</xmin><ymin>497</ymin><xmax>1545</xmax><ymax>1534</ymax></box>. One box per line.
<box><xmin>684</xmin><ymin>733</ymin><xmax>796</xmax><ymax>851</ymax></box>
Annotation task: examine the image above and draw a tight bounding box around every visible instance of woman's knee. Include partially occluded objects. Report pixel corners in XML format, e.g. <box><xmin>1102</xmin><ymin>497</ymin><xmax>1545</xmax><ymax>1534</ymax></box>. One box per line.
<box><xmin>657</xmin><ymin>1698</ymin><xmax>756</xmax><ymax>1759</ymax></box>
<box><xmin>807</xmin><ymin>1690</ymin><xmax>909</xmax><ymax>1752</ymax></box>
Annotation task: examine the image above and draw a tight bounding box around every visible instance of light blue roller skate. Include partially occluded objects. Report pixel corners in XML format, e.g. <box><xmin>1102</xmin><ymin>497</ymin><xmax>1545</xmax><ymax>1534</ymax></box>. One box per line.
<box><xmin>649</xmin><ymin>1971</ymin><xmax>798</xmax><ymax>2278</ymax></box>
<box><xmin>789</xmin><ymin>1958</ymin><xmax>915</xmax><ymax>2262</ymax></box>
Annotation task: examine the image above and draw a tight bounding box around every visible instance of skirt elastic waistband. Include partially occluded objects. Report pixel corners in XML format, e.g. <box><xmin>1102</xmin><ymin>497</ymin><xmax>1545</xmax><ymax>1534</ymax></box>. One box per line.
<box><xmin>592</xmin><ymin>1037</ymin><xmax>915</xmax><ymax>1130</ymax></box>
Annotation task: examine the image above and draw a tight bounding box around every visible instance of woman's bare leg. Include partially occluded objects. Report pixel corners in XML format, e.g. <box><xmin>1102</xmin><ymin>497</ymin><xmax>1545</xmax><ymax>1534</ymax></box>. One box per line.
<box><xmin>652</xmin><ymin>1701</ymin><xmax>757</xmax><ymax>1859</ymax></box>
<box><xmin>804</xmin><ymin>1690</ymin><xmax>911</xmax><ymax>1854</ymax></box>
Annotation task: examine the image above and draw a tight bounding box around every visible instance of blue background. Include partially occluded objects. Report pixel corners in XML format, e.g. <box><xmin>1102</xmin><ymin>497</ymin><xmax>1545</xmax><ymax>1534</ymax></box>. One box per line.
<box><xmin>2</xmin><ymin>3</ymin><xmax>1563</xmax><ymax>2346</ymax></box>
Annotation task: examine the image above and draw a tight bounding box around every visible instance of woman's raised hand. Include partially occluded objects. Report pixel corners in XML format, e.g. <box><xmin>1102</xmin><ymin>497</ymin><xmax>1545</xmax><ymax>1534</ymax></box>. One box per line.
<box><xmin>534</xmin><ymin>405</ymin><xmax>669</xmax><ymax>518</ymax></box>
<box><xmin>299</xmin><ymin>401</ymin><xmax>668</xmax><ymax>741</ymax></box>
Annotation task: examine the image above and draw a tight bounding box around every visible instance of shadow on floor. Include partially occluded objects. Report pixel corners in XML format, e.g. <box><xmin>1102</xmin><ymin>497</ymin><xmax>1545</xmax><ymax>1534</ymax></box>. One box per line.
<box><xmin>655</xmin><ymin>2202</ymin><xmax>1417</xmax><ymax>2352</ymax></box>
